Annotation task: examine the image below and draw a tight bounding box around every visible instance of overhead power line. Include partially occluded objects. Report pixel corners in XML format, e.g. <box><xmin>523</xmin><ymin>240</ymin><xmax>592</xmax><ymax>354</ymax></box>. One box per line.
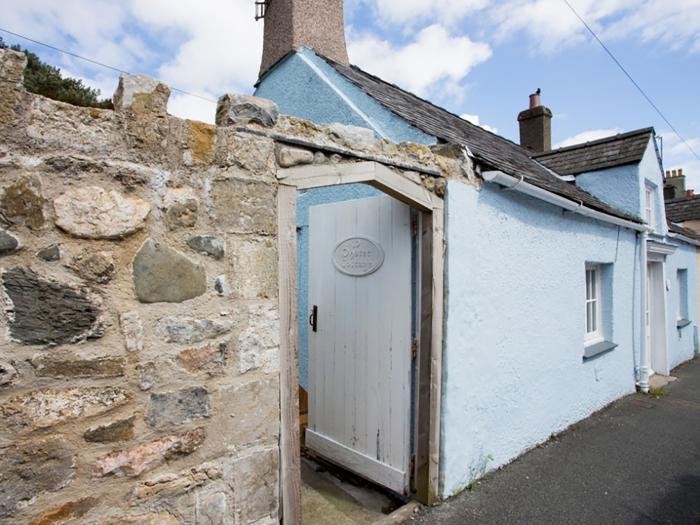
<box><xmin>561</xmin><ymin>0</ymin><xmax>700</xmax><ymax>164</ymax></box>
<box><xmin>0</xmin><ymin>27</ymin><xmax>217</xmax><ymax>104</ymax></box>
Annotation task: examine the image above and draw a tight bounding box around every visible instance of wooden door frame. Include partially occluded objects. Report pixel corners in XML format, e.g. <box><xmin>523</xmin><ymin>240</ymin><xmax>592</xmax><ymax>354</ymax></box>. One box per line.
<box><xmin>277</xmin><ymin>161</ymin><xmax>445</xmax><ymax>524</ymax></box>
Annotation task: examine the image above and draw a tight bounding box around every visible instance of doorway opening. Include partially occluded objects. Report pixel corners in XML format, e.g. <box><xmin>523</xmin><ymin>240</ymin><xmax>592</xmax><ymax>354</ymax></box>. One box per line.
<box><xmin>277</xmin><ymin>161</ymin><xmax>444</xmax><ymax>524</ymax></box>
<box><xmin>647</xmin><ymin>260</ymin><xmax>669</xmax><ymax>376</ymax></box>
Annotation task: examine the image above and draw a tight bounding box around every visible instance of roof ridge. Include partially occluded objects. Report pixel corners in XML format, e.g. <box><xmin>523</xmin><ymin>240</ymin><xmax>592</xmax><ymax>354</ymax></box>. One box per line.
<box><xmin>319</xmin><ymin>54</ymin><xmax>530</xmax><ymax>151</ymax></box>
<box><xmin>535</xmin><ymin>127</ymin><xmax>655</xmax><ymax>158</ymax></box>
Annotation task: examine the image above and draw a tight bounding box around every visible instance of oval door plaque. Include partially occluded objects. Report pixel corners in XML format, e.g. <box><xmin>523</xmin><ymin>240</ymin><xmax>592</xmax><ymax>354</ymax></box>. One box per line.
<box><xmin>332</xmin><ymin>237</ymin><xmax>385</xmax><ymax>276</ymax></box>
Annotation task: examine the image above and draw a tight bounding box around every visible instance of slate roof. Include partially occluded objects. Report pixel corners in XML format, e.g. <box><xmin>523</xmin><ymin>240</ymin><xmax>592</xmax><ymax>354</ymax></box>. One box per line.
<box><xmin>533</xmin><ymin>128</ymin><xmax>654</xmax><ymax>176</ymax></box>
<box><xmin>667</xmin><ymin>220</ymin><xmax>700</xmax><ymax>242</ymax></box>
<box><xmin>665</xmin><ymin>194</ymin><xmax>700</xmax><ymax>223</ymax></box>
<box><xmin>321</xmin><ymin>56</ymin><xmax>641</xmax><ymax>223</ymax></box>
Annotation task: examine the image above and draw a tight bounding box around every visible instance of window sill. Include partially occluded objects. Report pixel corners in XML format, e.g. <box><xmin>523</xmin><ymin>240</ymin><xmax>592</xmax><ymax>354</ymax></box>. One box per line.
<box><xmin>583</xmin><ymin>340</ymin><xmax>618</xmax><ymax>361</ymax></box>
<box><xmin>677</xmin><ymin>318</ymin><xmax>691</xmax><ymax>329</ymax></box>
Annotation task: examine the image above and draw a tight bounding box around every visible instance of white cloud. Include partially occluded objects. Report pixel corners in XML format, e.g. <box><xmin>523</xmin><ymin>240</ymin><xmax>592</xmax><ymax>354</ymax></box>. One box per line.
<box><xmin>130</xmin><ymin>0</ymin><xmax>262</xmax><ymax>96</ymax></box>
<box><xmin>661</xmin><ymin>132</ymin><xmax>700</xmax><ymax>191</ymax></box>
<box><xmin>350</xmin><ymin>0</ymin><xmax>700</xmax><ymax>57</ymax></box>
<box><xmin>461</xmin><ymin>113</ymin><xmax>499</xmax><ymax>134</ymax></box>
<box><xmin>168</xmin><ymin>93</ymin><xmax>217</xmax><ymax>124</ymax></box>
<box><xmin>361</xmin><ymin>0</ymin><xmax>490</xmax><ymax>28</ymax></box>
<box><xmin>486</xmin><ymin>0</ymin><xmax>700</xmax><ymax>55</ymax></box>
<box><xmin>348</xmin><ymin>24</ymin><xmax>492</xmax><ymax>98</ymax></box>
<box><xmin>3</xmin><ymin>0</ymin><xmax>262</xmax><ymax>121</ymax></box>
<box><xmin>555</xmin><ymin>128</ymin><xmax>623</xmax><ymax>148</ymax></box>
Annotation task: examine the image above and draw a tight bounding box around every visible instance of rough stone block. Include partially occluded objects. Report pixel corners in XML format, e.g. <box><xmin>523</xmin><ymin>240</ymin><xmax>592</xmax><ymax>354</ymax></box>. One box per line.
<box><xmin>0</xmin><ymin>228</ymin><xmax>20</xmax><ymax>255</ymax></box>
<box><xmin>276</xmin><ymin>146</ymin><xmax>314</xmax><ymax>168</ymax></box>
<box><xmin>214</xmin><ymin>274</ymin><xmax>227</xmax><ymax>296</ymax></box>
<box><xmin>0</xmin><ymin>437</ymin><xmax>74</xmax><ymax>519</ymax></box>
<box><xmin>2</xmin><ymin>267</ymin><xmax>103</xmax><ymax>345</ymax></box>
<box><xmin>220</xmin><ymin>378</ymin><xmax>279</xmax><ymax>447</ymax></box>
<box><xmin>216</xmin><ymin>94</ymin><xmax>279</xmax><ymax>127</ymax></box>
<box><xmin>215</xmin><ymin>132</ymin><xmax>276</xmax><ymax>175</ymax></box>
<box><xmin>0</xmin><ymin>175</ymin><xmax>45</xmax><ymax>229</ymax></box>
<box><xmin>187</xmin><ymin>235</ymin><xmax>225</xmax><ymax>259</ymax></box>
<box><xmin>211</xmin><ymin>179</ymin><xmax>276</xmax><ymax>234</ymax></box>
<box><xmin>54</xmin><ymin>186</ymin><xmax>150</xmax><ymax>240</ymax></box>
<box><xmin>36</xmin><ymin>244</ymin><xmax>60</xmax><ymax>261</ymax></box>
<box><xmin>137</xmin><ymin>362</ymin><xmax>158</xmax><ymax>391</ymax></box>
<box><xmin>31</xmin><ymin>354</ymin><xmax>125</xmax><ymax>378</ymax></box>
<box><xmin>84</xmin><ymin>416</ymin><xmax>135</xmax><ymax>443</ymax></box>
<box><xmin>224</xmin><ymin>447</ymin><xmax>279</xmax><ymax>524</ymax></box>
<box><xmin>133</xmin><ymin>240</ymin><xmax>207</xmax><ymax>303</ymax></box>
<box><xmin>0</xmin><ymin>361</ymin><xmax>18</xmax><ymax>386</ymax></box>
<box><xmin>156</xmin><ymin>316</ymin><xmax>232</xmax><ymax>344</ymax></box>
<box><xmin>177</xmin><ymin>342</ymin><xmax>228</xmax><ymax>376</ymax></box>
<box><xmin>132</xmin><ymin>462</ymin><xmax>221</xmax><ymax>500</ymax></box>
<box><xmin>120</xmin><ymin>311</ymin><xmax>144</xmax><ymax>352</ymax></box>
<box><xmin>230</xmin><ymin>237</ymin><xmax>277</xmax><ymax>299</ymax></box>
<box><xmin>94</xmin><ymin>427</ymin><xmax>206</xmax><ymax>478</ymax></box>
<box><xmin>147</xmin><ymin>387</ymin><xmax>210</xmax><ymax>428</ymax></box>
<box><xmin>165</xmin><ymin>188</ymin><xmax>199</xmax><ymax>230</ymax></box>
<box><xmin>113</xmin><ymin>73</ymin><xmax>170</xmax><ymax>115</ymax></box>
<box><xmin>28</xmin><ymin>497</ymin><xmax>97</xmax><ymax>525</ymax></box>
<box><xmin>1</xmin><ymin>386</ymin><xmax>130</xmax><ymax>430</ymax></box>
<box><xmin>195</xmin><ymin>489</ymin><xmax>232</xmax><ymax>525</ymax></box>
<box><xmin>328</xmin><ymin>123</ymin><xmax>376</xmax><ymax>150</ymax></box>
<box><xmin>238</xmin><ymin>303</ymin><xmax>280</xmax><ymax>374</ymax></box>
<box><xmin>0</xmin><ymin>48</ymin><xmax>28</xmax><ymax>86</ymax></box>
<box><xmin>68</xmin><ymin>250</ymin><xmax>116</xmax><ymax>284</ymax></box>
<box><xmin>97</xmin><ymin>512</ymin><xmax>180</xmax><ymax>525</ymax></box>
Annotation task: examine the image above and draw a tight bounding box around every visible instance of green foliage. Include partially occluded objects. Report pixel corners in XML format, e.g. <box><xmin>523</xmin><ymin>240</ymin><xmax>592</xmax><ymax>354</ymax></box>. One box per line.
<box><xmin>0</xmin><ymin>36</ymin><xmax>113</xmax><ymax>109</ymax></box>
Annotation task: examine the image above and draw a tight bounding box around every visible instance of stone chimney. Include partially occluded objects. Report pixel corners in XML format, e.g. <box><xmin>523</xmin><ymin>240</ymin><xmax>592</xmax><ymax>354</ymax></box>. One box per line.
<box><xmin>518</xmin><ymin>90</ymin><xmax>553</xmax><ymax>153</ymax></box>
<box><xmin>664</xmin><ymin>168</ymin><xmax>686</xmax><ymax>200</ymax></box>
<box><xmin>258</xmin><ymin>0</ymin><xmax>349</xmax><ymax>77</ymax></box>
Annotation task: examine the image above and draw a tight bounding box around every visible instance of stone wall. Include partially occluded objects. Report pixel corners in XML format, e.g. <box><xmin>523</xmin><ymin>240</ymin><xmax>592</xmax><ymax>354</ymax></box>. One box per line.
<box><xmin>0</xmin><ymin>49</ymin><xmax>459</xmax><ymax>525</ymax></box>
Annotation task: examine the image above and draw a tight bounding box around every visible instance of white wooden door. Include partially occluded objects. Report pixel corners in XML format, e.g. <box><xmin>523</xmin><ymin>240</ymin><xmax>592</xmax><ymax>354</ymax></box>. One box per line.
<box><xmin>307</xmin><ymin>195</ymin><xmax>412</xmax><ymax>494</ymax></box>
<box><xmin>647</xmin><ymin>262</ymin><xmax>669</xmax><ymax>375</ymax></box>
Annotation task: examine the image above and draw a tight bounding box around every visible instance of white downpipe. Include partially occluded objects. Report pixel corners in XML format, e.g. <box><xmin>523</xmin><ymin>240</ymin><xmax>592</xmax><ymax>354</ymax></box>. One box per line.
<box><xmin>481</xmin><ymin>170</ymin><xmax>649</xmax><ymax>233</ymax></box>
<box><xmin>638</xmin><ymin>231</ymin><xmax>650</xmax><ymax>392</ymax></box>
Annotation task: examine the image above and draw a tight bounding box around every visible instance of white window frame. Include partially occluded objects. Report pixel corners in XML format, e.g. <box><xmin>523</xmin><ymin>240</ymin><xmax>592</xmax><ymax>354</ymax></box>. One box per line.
<box><xmin>645</xmin><ymin>186</ymin><xmax>656</xmax><ymax>229</ymax></box>
<box><xmin>585</xmin><ymin>264</ymin><xmax>604</xmax><ymax>345</ymax></box>
<box><xmin>677</xmin><ymin>269</ymin><xmax>688</xmax><ymax>320</ymax></box>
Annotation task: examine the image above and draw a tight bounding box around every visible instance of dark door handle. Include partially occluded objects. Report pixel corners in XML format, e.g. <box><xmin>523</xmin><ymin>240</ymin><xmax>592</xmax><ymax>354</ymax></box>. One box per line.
<box><xmin>309</xmin><ymin>305</ymin><xmax>318</xmax><ymax>333</ymax></box>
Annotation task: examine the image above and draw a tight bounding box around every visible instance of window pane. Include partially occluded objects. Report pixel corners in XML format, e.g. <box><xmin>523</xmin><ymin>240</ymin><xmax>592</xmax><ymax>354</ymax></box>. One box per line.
<box><xmin>590</xmin><ymin>302</ymin><xmax>597</xmax><ymax>332</ymax></box>
<box><xmin>586</xmin><ymin>270</ymin><xmax>592</xmax><ymax>300</ymax></box>
<box><xmin>586</xmin><ymin>303</ymin><xmax>591</xmax><ymax>333</ymax></box>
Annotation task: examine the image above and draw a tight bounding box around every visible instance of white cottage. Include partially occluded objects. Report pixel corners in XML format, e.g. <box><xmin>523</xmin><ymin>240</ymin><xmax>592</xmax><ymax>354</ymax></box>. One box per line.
<box><xmin>252</xmin><ymin>0</ymin><xmax>700</xmax><ymax>511</ymax></box>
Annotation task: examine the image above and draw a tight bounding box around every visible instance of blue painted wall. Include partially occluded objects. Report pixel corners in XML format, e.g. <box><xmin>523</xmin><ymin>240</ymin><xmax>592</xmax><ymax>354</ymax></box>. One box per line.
<box><xmin>664</xmin><ymin>241</ymin><xmax>698</xmax><ymax>369</ymax></box>
<box><xmin>442</xmin><ymin>180</ymin><xmax>642</xmax><ymax>497</ymax></box>
<box><xmin>255</xmin><ymin>48</ymin><xmax>435</xmax><ymax>145</ymax></box>
<box><xmin>576</xmin><ymin>163</ymin><xmax>642</xmax><ymax>219</ymax></box>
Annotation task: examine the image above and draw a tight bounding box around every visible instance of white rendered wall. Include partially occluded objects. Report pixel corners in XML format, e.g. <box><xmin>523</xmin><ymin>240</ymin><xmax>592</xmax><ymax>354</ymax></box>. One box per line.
<box><xmin>441</xmin><ymin>180</ymin><xmax>641</xmax><ymax>497</ymax></box>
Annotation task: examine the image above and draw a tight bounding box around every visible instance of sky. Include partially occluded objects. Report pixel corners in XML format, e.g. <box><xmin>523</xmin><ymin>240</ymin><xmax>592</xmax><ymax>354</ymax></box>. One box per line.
<box><xmin>2</xmin><ymin>0</ymin><xmax>699</xmax><ymax>188</ymax></box>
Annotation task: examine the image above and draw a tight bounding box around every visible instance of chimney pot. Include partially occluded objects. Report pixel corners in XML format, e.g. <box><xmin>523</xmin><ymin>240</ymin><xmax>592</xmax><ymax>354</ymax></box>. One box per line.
<box><xmin>529</xmin><ymin>92</ymin><xmax>541</xmax><ymax>109</ymax></box>
<box><xmin>687</xmin><ymin>189</ymin><xmax>695</xmax><ymax>198</ymax></box>
<box><xmin>518</xmin><ymin>92</ymin><xmax>552</xmax><ymax>153</ymax></box>
<box><xmin>679</xmin><ymin>168</ymin><xmax>684</xmax><ymax>177</ymax></box>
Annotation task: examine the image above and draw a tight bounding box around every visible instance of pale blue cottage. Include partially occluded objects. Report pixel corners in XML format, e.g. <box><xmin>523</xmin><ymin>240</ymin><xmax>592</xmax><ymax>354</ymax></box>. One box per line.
<box><xmin>254</xmin><ymin>0</ymin><xmax>699</xmax><ymax>501</ymax></box>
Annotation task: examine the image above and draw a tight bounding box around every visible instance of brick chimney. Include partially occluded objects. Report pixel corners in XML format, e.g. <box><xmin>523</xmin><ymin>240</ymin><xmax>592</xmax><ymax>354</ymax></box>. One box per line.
<box><xmin>518</xmin><ymin>90</ymin><xmax>553</xmax><ymax>153</ymax></box>
<box><xmin>664</xmin><ymin>168</ymin><xmax>686</xmax><ymax>200</ymax></box>
<box><xmin>258</xmin><ymin>0</ymin><xmax>349</xmax><ymax>77</ymax></box>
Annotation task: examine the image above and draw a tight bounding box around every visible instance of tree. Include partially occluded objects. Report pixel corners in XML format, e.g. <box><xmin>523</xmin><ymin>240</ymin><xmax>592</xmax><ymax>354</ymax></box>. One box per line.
<box><xmin>0</xmin><ymin>36</ymin><xmax>113</xmax><ymax>109</ymax></box>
